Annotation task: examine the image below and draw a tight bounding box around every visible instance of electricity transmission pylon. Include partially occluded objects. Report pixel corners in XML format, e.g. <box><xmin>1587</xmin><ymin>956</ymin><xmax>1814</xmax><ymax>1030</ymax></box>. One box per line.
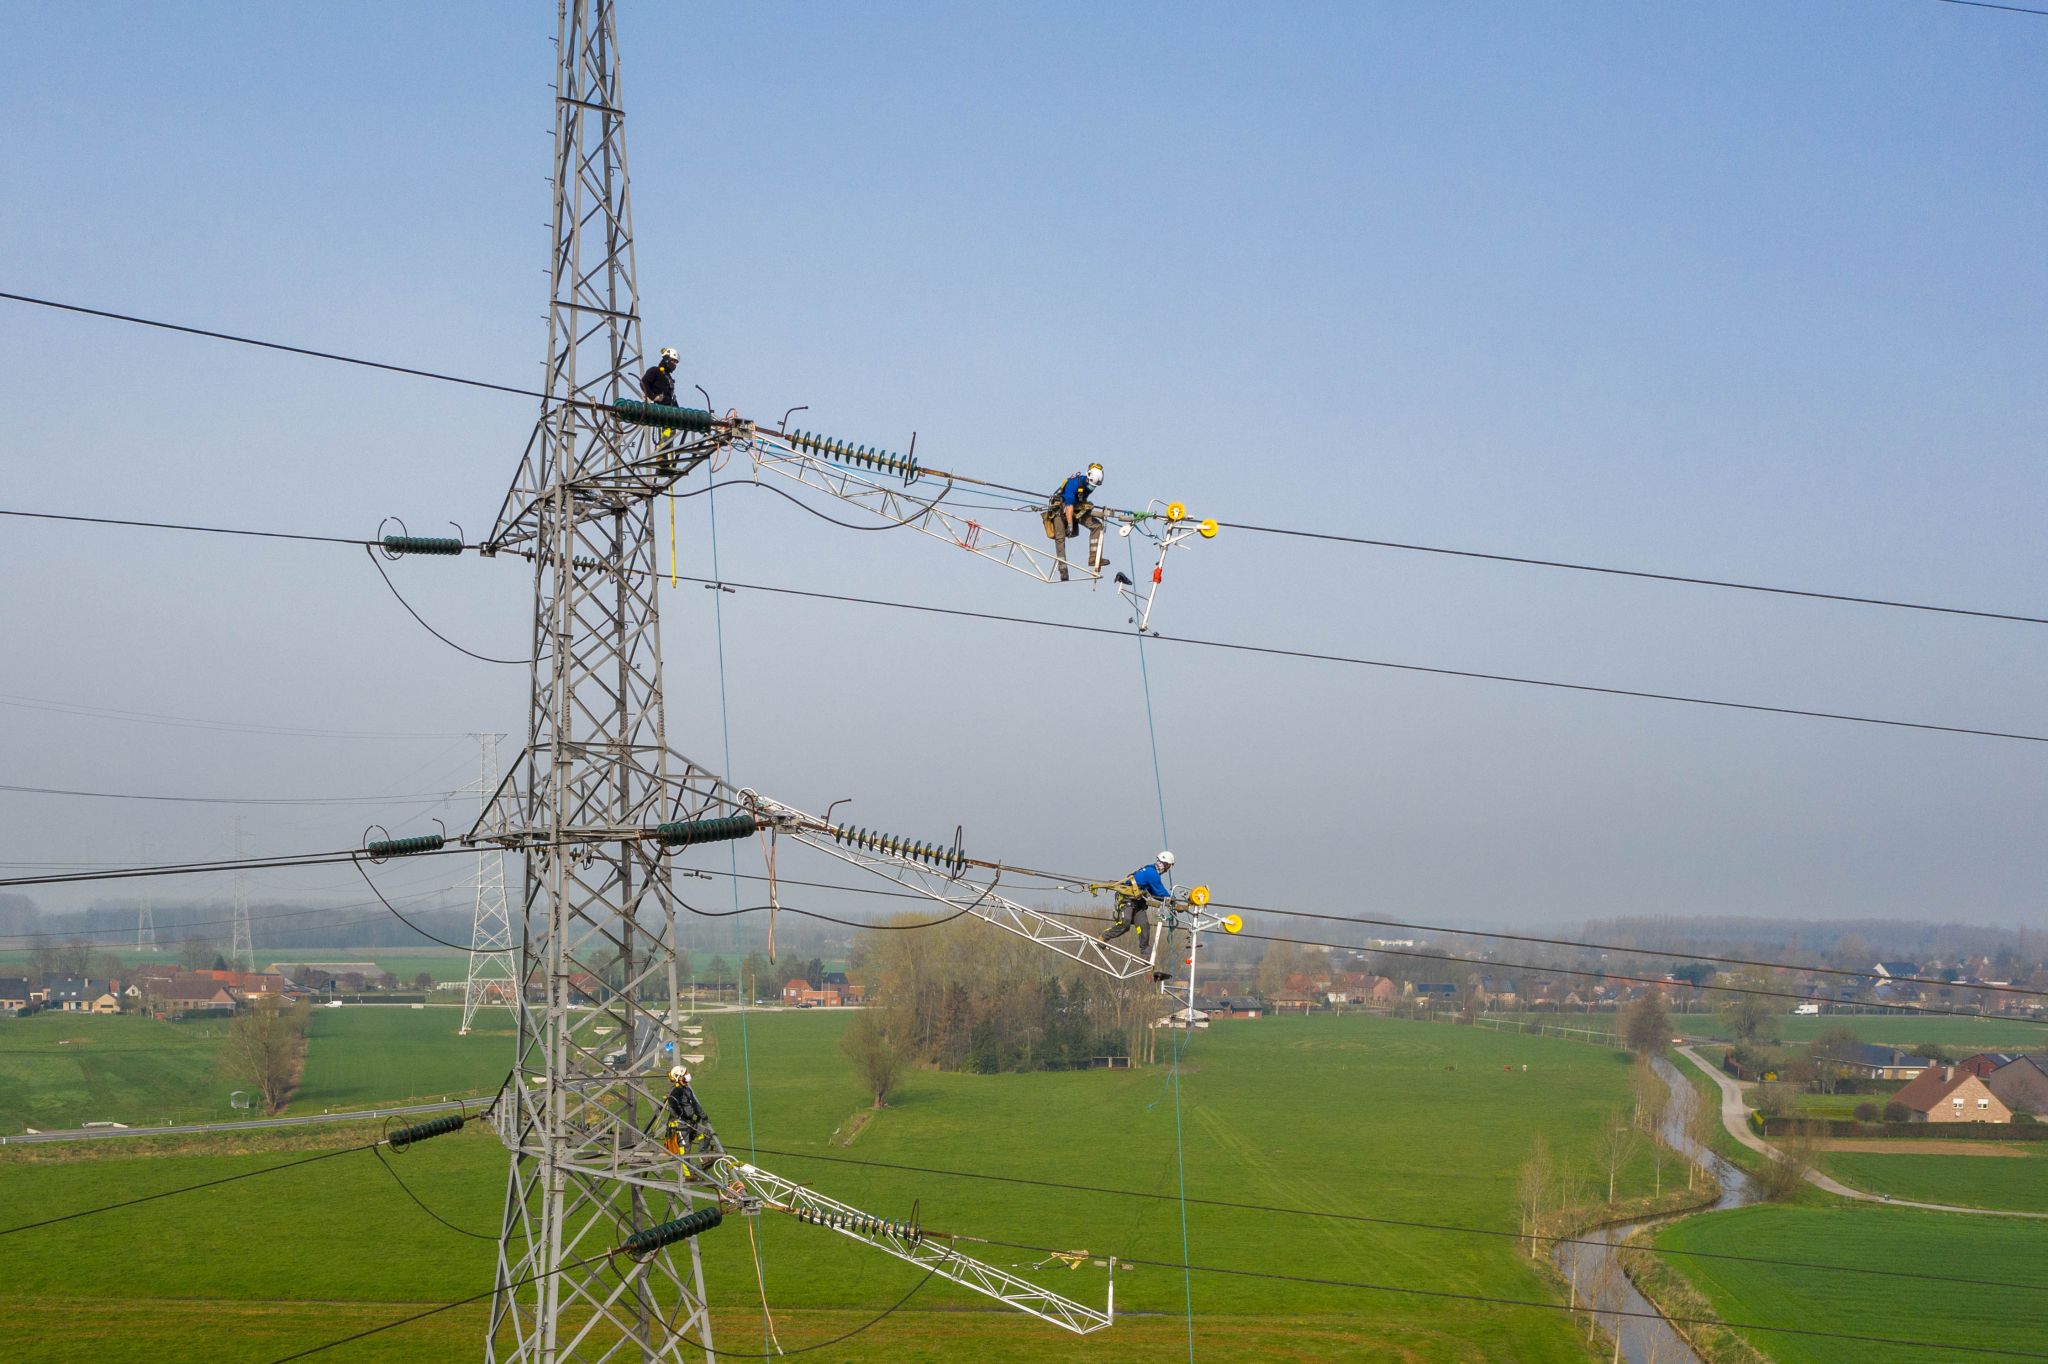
<box><xmin>230</xmin><ymin>817</ymin><xmax>253</xmax><ymax>972</ymax></box>
<box><xmin>136</xmin><ymin>837</ymin><xmax>157</xmax><ymax>951</ymax></box>
<box><xmin>481</xmin><ymin>3</ymin><xmax>725</xmax><ymax>1356</ymax></box>
<box><xmin>459</xmin><ymin>733</ymin><xmax>514</xmax><ymax>1035</ymax></box>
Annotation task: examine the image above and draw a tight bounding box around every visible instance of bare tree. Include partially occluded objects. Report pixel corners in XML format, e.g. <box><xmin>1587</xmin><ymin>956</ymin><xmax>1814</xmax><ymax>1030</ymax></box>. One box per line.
<box><xmin>1631</xmin><ymin>1061</ymin><xmax>1670</xmax><ymax>1198</ymax></box>
<box><xmin>217</xmin><ymin>997</ymin><xmax>310</xmax><ymax>1115</ymax></box>
<box><xmin>1755</xmin><ymin>1121</ymin><xmax>1820</xmax><ymax>1202</ymax></box>
<box><xmin>177</xmin><ymin>935</ymin><xmax>217</xmax><ymax>971</ymax></box>
<box><xmin>1515</xmin><ymin>1134</ymin><xmax>1552</xmax><ymax>1257</ymax></box>
<box><xmin>1598</xmin><ymin>1109</ymin><xmax>1639</xmax><ymax>1206</ymax></box>
<box><xmin>839</xmin><ymin>1007</ymin><xmax>908</xmax><ymax>1110</ymax></box>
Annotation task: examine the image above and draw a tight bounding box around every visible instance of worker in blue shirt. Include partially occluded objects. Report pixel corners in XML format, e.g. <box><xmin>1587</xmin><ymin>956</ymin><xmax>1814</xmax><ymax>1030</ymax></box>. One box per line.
<box><xmin>1046</xmin><ymin>462</ymin><xmax>1106</xmax><ymax>582</ymax></box>
<box><xmin>1101</xmin><ymin>851</ymin><xmax>1175</xmax><ymax>977</ymax></box>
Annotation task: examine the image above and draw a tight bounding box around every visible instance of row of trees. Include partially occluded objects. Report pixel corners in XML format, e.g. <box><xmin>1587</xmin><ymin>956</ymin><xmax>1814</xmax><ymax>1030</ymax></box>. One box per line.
<box><xmin>838</xmin><ymin>915</ymin><xmax>1161</xmax><ymax>1106</ymax></box>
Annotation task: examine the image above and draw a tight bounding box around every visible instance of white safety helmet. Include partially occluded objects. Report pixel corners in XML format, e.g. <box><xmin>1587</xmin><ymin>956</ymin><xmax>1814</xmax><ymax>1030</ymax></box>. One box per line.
<box><xmin>659</xmin><ymin>347</ymin><xmax>679</xmax><ymax>364</ymax></box>
<box><xmin>669</xmin><ymin>1065</ymin><xmax>690</xmax><ymax>1084</ymax></box>
<box><xmin>1156</xmin><ymin>850</ymin><xmax>1175</xmax><ymax>868</ymax></box>
<box><xmin>1086</xmin><ymin>462</ymin><xmax>1104</xmax><ymax>487</ymax></box>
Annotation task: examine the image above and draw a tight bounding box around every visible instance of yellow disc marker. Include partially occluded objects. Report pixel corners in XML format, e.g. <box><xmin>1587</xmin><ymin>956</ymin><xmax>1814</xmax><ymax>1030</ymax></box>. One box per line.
<box><xmin>1198</xmin><ymin>518</ymin><xmax>1219</xmax><ymax>539</ymax></box>
<box><xmin>1188</xmin><ymin>885</ymin><xmax>1211</xmax><ymax>906</ymax></box>
<box><xmin>1221</xmin><ymin>913</ymin><xmax>1242</xmax><ymax>934</ymax></box>
<box><xmin>1166</xmin><ymin>501</ymin><xmax>1187</xmax><ymax>522</ymax></box>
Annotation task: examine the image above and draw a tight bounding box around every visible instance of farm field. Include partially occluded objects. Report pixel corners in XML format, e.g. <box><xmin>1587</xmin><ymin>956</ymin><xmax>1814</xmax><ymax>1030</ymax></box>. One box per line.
<box><xmin>1682</xmin><ymin>1013</ymin><xmax>2048</xmax><ymax>1050</ymax></box>
<box><xmin>0</xmin><ymin>1011</ymin><xmax>1676</xmax><ymax>1362</ymax></box>
<box><xmin>1654</xmin><ymin>1202</ymin><xmax>2048</xmax><ymax>1363</ymax></box>
<box><xmin>288</xmin><ymin>1005</ymin><xmax>512</xmax><ymax>1113</ymax></box>
<box><xmin>0</xmin><ymin>1012</ymin><xmax>234</xmax><ymax>1133</ymax></box>
<box><xmin>1817</xmin><ymin>1146</ymin><xmax>2048</xmax><ymax>1213</ymax></box>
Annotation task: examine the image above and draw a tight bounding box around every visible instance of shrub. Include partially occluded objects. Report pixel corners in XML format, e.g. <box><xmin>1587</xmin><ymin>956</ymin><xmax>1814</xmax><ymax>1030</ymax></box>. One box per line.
<box><xmin>1882</xmin><ymin>1101</ymin><xmax>1911</xmax><ymax>1123</ymax></box>
<box><xmin>1852</xmin><ymin>1102</ymin><xmax>1880</xmax><ymax>1123</ymax></box>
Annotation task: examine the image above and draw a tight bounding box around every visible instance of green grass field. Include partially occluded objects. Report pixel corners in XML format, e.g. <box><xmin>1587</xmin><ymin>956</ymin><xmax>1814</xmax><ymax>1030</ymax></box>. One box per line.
<box><xmin>0</xmin><ymin>1013</ymin><xmax>236</xmax><ymax>1133</ymax></box>
<box><xmin>288</xmin><ymin>1005</ymin><xmax>512</xmax><ymax>1112</ymax></box>
<box><xmin>1683</xmin><ymin>1013</ymin><xmax>2048</xmax><ymax>1050</ymax></box>
<box><xmin>1817</xmin><ymin>1147</ymin><xmax>2048</xmax><ymax>1213</ymax></box>
<box><xmin>0</xmin><ymin>1012</ymin><xmax>1682</xmax><ymax>1362</ymax></box>
<box><xmin>1654</xmin><ymin>1202</ymin><xmax>2048</xmax><ymax>1363</ymax></box>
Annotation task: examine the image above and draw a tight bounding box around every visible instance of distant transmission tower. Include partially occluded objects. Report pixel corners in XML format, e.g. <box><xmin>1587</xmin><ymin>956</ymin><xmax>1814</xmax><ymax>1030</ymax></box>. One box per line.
<box><xmin>481</xmin><ymin>3</ymin><xmax>726</xmax><ymax>1356</ymax></box>
<box><xmin>136</xmin><ymin>837</ymin><xmax>157</xmax><ymax>951</ymax></box>
<box><xmin>458</xmin><ymin>733</ymin><xmax>514</xmax><ymax>1035</ymax></box>
<box><xmin>230</xmin><ymin>816</ymin><xmax>253</xmax><ymax>972</ymax></box>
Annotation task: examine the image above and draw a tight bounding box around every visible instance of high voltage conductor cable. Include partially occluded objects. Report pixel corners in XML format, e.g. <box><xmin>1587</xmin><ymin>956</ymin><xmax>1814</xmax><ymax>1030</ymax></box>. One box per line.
<box><xmin>669</xmin><ymin>871</ymin><xmax>2048</xmax><ymax>1025</ymax></box>
<box><xmin>12</xmin><ymin>508</ymin><xmax>2048</xmax><ymax>741</ymax></box>
<box><xmin>0</xmin><ymin>688</ymin><xmax>468</xmax><ymax>739</ymax></box>
<box><xmin>1230</xmin><ymin>923</ymin><xmax>2048</xmax><ymax>1025</ymax></box>
<box><xmin>1217</xmin><ymin>519</ymin><xmax>2048</xmax><ymax>627</ymax></box>
<box><xmin>965</xmin><ymin>1237</ymin><xmax>2048</xmax><ymax>1361</ymax></box>
<box><xmin>690</xmin><ymin>578</ymin><xmax>2048</xmax><ymax>744</ymax></box>
<box><xmin>7</xmin><ymin>283</ymin><xmax>2045</xmax><ymax>630</ymax></box>
<box><xmin>742</xmin><ymin>1146</ymin><xmax>2048</xmax><ymax>1296</ymax></box>
<box><xmin>0</xmin><ymin>781</ymin><xmax>461</xmax><ymax>807</ymax></box>
<box><xmin>1211</xmin><ymin>898</ymin><xmax>2048</xmax><ymax>1002</ymax></box>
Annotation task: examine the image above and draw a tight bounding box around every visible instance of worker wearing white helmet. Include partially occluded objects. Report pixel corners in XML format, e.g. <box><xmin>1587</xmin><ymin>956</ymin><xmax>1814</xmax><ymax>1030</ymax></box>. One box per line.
<box><xmin>661</xmin><ymin>1060</ymin><xmax>708</xmax><ymax>1157</ymax></box>
<box><xmin>641</xmin><ymin>347</ymin><xmax>681</xmax><ymax>408</ymax></box>
<box><xmin>1102</xmin><ymin>851</ymin><xmax>1176</xmax><ymax>978</ymax></box>
<box><xmin>1045</xmin><ymin>462</ymin><xmax>1108</xmax><ymax>582</ymax></box>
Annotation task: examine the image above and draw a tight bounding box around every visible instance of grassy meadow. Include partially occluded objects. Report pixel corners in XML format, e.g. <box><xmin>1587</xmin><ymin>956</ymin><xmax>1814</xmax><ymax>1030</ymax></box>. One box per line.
<box><xmin>1654</xmin><ymin>1202</ymin><xmax>2048</xmax><ymax>1363</ymax></box>
<box><xmin>0</xmin><ymin>1012</ymin><xmax>235</xmax><ymax>1133</ymax></box>
<box><xmin>1816</xmin><ymin>1146</ymin><xmax>2048</xmax><ymax>1214</ymax></box>
<box><xmin>0</xmin><ymin>1010</ymin><xmax>1680</xmax><ymax>1362</ymax></box>
<box><xmin>287</xmin><ymin>1005</ymin><xmax>512</xmax><ymax>1112</ymax></box>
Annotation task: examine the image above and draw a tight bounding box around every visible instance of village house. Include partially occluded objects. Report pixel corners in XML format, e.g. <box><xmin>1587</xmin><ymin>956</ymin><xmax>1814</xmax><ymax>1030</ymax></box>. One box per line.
<box><xmin>1815</xmin><ymin>1042</ymin><xmax>1932</xmax><ymax>1082</ymax></box>
<box><xmin>1958</xmin><ymin>1053</ymin><xmax>2019</xmax><ymax>1079</ymax></box>
<box><xmin>42</xmin><ymin>976</ymin><xmax>121</xmax><ymax>1013</ymax></box>
<box><xmin>781</xmin><ymin>982</ymin><xmax>842</xmax><ymax>1007</ymax></box>
<box><xmin>1195</xmin><ymin>997</ymin><xmax>1263</xmax><ymax>1019</ymax></box>
<box><xmin>0</xmin><ymin>977</ymin><xmax>33</xmax><ymax>1015</ymax></box>
<box><xmin>1891</xmin><ymin>1065</ymin><xmax>2013</xmax><ymax>1124</ymax></box>
<box><xmin>1982</xmin><ymin>1055</ymin><xmax>2048</xmax><ymax>1118</ymax></box>
<box><xmin>1406</xmin><ymin>982</ymin><xmax>1458</xmax><ymax>1006</ymax></box>
<box><xmin>145</xmin><ymin>974</ymin><xmax>238</xmax><ymax>1019</ymax></box>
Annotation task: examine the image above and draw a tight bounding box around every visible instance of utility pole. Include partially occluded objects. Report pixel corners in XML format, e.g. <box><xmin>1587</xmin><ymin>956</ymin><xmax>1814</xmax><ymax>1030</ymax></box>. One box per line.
<box><xmin>230</xmin><ymin>817</ymin><xmax>253</xmax><ymax>972</ymax></box>
<box><xmin>460</xmin><ymin>733</ymin><xmax>514</xmax><ymax>1034</ymax></box>
<box><xmin>482</xmin><ymin>3</ymin><xmax>725</xmax><ymax>1356</ymax></box>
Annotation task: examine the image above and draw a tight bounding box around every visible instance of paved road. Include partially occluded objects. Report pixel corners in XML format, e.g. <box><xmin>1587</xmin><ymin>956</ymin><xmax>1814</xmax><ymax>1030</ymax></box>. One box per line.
<box><xmin>1672</xmin><ymin>1045</ymin><xmax>2048</xmax><ymax>1220</ymax></box>
<box><xmin>0</xmin><ymin>1097</ymin><xmax>479</xmax><ymax>1146</ymax></box>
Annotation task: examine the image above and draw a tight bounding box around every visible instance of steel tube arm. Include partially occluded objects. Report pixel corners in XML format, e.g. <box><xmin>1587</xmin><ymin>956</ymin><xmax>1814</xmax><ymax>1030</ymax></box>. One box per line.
<box><xmin>712</xmin><ymin>1157</ymin><xmax>1112</xmax><ymax>1335</ymax></box>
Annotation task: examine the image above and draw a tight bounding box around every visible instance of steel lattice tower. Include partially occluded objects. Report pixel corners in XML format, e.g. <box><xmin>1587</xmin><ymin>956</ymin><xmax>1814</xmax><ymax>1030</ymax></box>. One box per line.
<box><xmin>136</xmin><ymin>838</ymin><xmax>157</xmax><ymax>952</ymax></box>
<box><xmin>230</xmin><ymin>817</ymin><xmax>253</xmax><ymax>972</ymax></box>
<box><xmin>482</xmin><ymin>2</ymin><xmax>724</xmax><ymax>1356</ymax></box>
<box><xmin>460</xmin><ymin>733</ymin><xmax>516</xmax><ymax>1035</ymax></box>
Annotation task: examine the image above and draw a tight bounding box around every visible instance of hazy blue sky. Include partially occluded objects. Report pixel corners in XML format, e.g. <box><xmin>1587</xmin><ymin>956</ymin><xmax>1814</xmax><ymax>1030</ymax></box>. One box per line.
<box><xmin>2</xmin><ymin>2</ymin><xmax>2043</xmax><ymax>938</ymax></box>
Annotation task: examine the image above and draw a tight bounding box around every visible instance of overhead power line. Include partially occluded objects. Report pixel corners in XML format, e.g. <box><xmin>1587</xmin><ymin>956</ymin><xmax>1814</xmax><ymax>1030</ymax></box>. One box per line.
<box><xmin>1936</xmin><ymin>0</ymin><xmax>2048</xmax><ymax>15</ymax></box>
<box><xmin>9</xmin><ymin>501</ymin><xmax>2041</xmax><ymax>744</ymax></box>
<box><xmin>1217</xmin><ymin>519</ymin><xmax>2048</xmax><ymax>627</ymax></box>
<box><xmin>0</xmin><ymin>781</ymin><xmax>461</xmax><ymax>807</ymax></box>
<box><xmin>0</xmin><ymin>687</ymin><xmax>465</xmax><ymax>740</ymax></box>
<box><xmin>970</xmin><ymin>1235</ymin><xmax>2048</xmax><ymax>1361</ymax></box>
<box><xmin>747</xmin><ymin>1145</ymin><xmax>2048</xmax><ymax>1295</ymax></box>
<box><xmin>6</xmin><ymin>287</ymin><xmax>2041</xmax><ymax>629</ymax></box>
<box><xmin>1211</xmin><ymin>897</ymin><xmax>2048</xmax><ymax>1002</ymax></box>
<box><xmin>691</xmin><ymin>577</ymin><xmax>2048</xmax><ymax>745</ymax></box>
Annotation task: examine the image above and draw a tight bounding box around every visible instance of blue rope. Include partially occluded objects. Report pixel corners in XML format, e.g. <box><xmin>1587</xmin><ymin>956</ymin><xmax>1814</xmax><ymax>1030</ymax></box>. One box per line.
<box><xmin>704</xmin><ymin>474</ymin><xmax>772</xmax><ymax>1350</ymax></box>
<box><xmin>1126</xmin><ymin>536</ymin><xmax>1194</xmax><ymax>1362</ymax></box>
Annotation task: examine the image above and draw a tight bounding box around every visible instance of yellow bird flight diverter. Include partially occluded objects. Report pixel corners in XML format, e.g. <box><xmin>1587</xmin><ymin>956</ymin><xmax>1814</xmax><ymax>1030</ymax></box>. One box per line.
<box><xmin>1187</xmin><ymin>885</ymin><xmax>1210</xmax><ymax>906</ymax></box>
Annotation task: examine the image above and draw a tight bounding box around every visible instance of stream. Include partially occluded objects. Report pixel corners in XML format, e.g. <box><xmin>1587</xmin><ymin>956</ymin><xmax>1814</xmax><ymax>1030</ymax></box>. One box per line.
<box><xmin>1550</xmin><ymin>1055</ymin><xmax>1756</xmax><ymax>1364</ymax></box>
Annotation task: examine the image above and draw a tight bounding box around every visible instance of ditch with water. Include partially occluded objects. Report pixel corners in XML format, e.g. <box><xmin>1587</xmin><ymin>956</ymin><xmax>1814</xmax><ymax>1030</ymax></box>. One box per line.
<box><xmin>1550</xmin><ymin>1055</ymin><xmax>1756</xmax><ymax>1364</ymax></box>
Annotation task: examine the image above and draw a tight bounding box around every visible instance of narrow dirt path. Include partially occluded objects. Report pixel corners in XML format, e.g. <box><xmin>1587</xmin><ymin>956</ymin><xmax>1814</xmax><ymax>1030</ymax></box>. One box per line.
<box><xmin>1672</xmin><ymin>1045</ymin><xmax>2048</xmax><ymax>1220</ymax></box>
